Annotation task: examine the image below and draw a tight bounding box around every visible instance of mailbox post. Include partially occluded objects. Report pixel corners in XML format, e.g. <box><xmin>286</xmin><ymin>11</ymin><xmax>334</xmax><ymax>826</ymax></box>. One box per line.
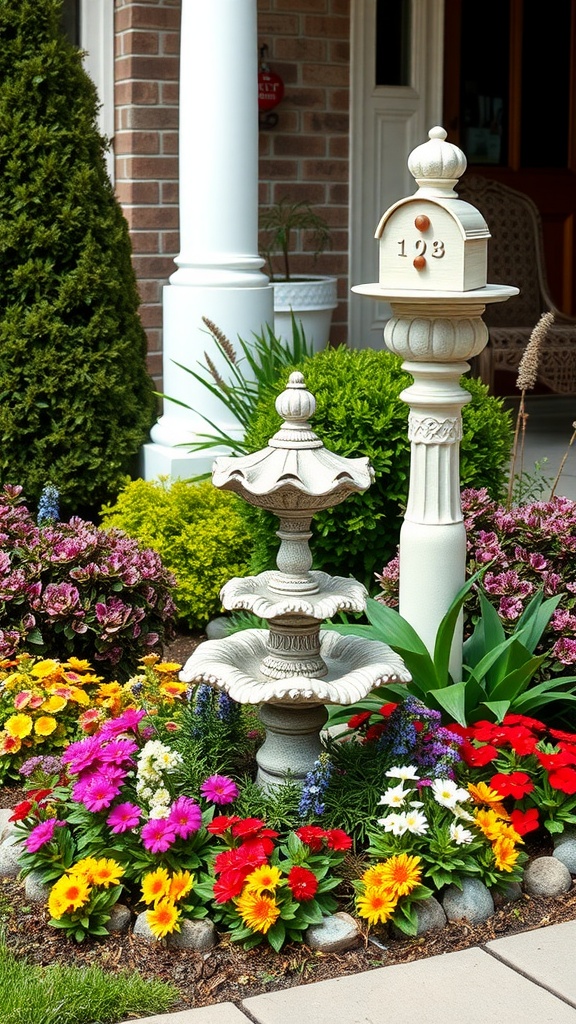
<box><xmin>353</xmin><ymin>127</ymin><xmax>518</xmax><ymax>679</ymax></box>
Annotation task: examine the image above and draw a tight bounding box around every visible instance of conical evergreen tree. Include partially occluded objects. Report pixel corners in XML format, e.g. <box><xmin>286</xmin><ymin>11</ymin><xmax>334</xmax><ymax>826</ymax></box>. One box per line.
<box><xmin>0</xmin><ymin>0</ymin><xmax>156</xmax><ymax>516</ymax></box>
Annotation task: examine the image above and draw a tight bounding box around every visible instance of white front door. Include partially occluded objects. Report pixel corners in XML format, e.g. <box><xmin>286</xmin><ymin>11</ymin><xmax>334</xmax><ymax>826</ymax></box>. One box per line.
<box><xmin>349</xmin><ymin>0</ymin><xmax>445</xmax><ymax>348</ymax></box>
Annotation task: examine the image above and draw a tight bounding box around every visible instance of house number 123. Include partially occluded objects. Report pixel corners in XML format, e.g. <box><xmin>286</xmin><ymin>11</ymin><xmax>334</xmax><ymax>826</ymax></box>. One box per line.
<box><xmin>398</xmin><ymin>239</ymin><xmax>445</xmax><ymax>258</ymax></box>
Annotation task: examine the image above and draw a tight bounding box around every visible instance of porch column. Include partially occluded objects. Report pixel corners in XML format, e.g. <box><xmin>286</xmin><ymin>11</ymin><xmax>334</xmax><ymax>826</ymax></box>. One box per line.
<box><xmin>142</xmin><ymin>0</ymin><xmax>273</xmax><ymax>480</ymax></box>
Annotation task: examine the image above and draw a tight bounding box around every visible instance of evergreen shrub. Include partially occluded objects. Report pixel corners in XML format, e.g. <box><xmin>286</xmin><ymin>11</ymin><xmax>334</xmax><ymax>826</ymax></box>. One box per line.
<box><xmin>244</xmin><ymin>347</ymin><xmax>514</xmax><ymax>588</ymax></box>
<box><xmin>0</xmin><ymin>0</ymin><xmax>156</xmax><ymax>516</ymax></box>
<box><xmin>100</xmin><ymin>478</ymin><xmax>253</xmax><ymax>630</ymax></box>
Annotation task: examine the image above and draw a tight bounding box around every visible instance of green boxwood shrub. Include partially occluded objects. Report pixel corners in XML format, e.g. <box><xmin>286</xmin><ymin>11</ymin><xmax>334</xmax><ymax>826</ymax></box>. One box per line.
<box><xmin>0</xmin><ymin>0</ymin><xmax>156</xmax><ymax>517</ymax></box>
<box><xmin>100</xmin><ymin>478</ymin><xmax>253</xmax><ymax>630</ymax></box>
<box><xmin>243</xmin><ymin>347</ymin><xmax>514</xmax><ymax>589</ymax></box>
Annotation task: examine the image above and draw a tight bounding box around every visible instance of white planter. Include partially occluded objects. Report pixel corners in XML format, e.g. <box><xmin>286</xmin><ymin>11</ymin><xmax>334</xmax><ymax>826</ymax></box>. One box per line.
<box><xmin>272</xmin><ymin>275</ymin><xmax>338</xmax><ymax>353</ymax></box>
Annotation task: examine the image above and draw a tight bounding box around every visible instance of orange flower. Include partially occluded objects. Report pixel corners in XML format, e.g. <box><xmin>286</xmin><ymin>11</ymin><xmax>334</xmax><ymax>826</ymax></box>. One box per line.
<box><xmin>146</xmin><ymin>900</ymin><xmax>181</xmax><ymax>938</ymax></box>
<box><xmin>236</xmin><ymin>890</ymin><xmax>280</xmax><ymax>934</ymax></box>
<box><xmin>371</xmin><ymin>854</ymin><xmax>422</xmax><ymax>898</ymax></box>
<box><xmin>468</xmin><ymin>781</ymin><xmax>508</xmax><ymax>816</ymax></box>
<box><xmin>492</xmin><ymin>834</ymin><xmax>520</xmax><ymax>872</ymax></box>
<box><xmin>474</xmin><ymin>808</ymin><xmax>517</xmax><ymax>842</ymax></box>
<box><xmin>169</xmin><ymin>870</ymin><xmax>194</xmax><ymax>903</ymax></box>
<box><xmin>356</xmin><ymin>887</ymin><xmax>398</xmax><ymax>926</ymax></box>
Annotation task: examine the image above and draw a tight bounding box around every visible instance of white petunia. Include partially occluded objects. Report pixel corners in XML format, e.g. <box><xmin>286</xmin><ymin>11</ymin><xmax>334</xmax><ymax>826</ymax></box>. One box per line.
<box><xmin>450</xmin><ymin>822</ymin><xmax>474</xmax><ymax>845</ymax></box>
<box><xmin>377</xmin><ymin>812</ymin><xmax>408</xmax><ymax>836</ymax></box>
<box><xmin>378</xmin><ymin>783</ymin><xmax>408</xmax><ymax>808</ymax></box>
<box><xmin>431</xmin><ymin>778</ymin><xmax>469</xmax><ymax>809</ymax></box>
<box><xmin>385</xmin><ymin>765</ymin><xmax>420</xmax><ymax>781</ymax></box>
<box><xmin>403</xmin><ymin>809</ymin><xmax>429</xmax><ymax>835</ymax></box>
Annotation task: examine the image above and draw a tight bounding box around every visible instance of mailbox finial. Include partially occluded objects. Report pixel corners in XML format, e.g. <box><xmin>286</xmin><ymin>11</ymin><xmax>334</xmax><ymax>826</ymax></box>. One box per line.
<box><xmin>408</xmin><ymin>126</ymin><xmax>467</xmax><ymax>197</ymax></box>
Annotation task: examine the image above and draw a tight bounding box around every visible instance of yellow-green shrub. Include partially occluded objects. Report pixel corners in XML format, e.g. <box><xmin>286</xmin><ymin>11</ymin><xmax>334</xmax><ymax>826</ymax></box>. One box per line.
<box><xmin>101</xmin><ymin>479</ymin><xmax>252</xmax><ymax>630</ymax></box>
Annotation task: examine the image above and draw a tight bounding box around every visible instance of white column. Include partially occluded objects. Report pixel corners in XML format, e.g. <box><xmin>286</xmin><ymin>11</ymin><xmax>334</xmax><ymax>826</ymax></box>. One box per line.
<box><xmin>142</xmin><ymin>0</ymin><xmax>274</xmax><ymax>480</ymax></box>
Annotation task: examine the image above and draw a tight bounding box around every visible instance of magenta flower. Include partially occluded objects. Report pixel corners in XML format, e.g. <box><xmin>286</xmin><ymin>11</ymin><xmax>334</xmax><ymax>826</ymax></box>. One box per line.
<box><xmin>168</xmin><ymin>796</ymin><xmax>203</xmax><ymax>838</ymax></box>
<box><xmin>106</xmin><ymin>802</ymin><xmax>142</xmax><ymax>833</ymax></box>
<box><xmin>25</xmin><ymin>817</ymin><xmax>63</xmax><ymax>852</ymax></box>
<box><xmin>62</xmin><ymin>735</ymin><xmax>103</xmax><ymax>775</ymax></box>
<box><xmin>200</xmin><ymin>774</ymin><xmax>239</xmax><ymax>806</ymax></box>
<box><xmin>99</xmin><ymin>738</ymin><xmax>138</xmax><ymax>764</ymax></box>
<box><xmin>81</xmin><ymin>775</ymin><xmax>119</xmax><ymax>812</ymax></box>
<box><xmin>141</xmin><ymin>818</ymin><xmax>177</xmax><ymax>853</ymax></box>
<box><xmin>98</xmin><ymin>708</ymin><xmax>146</xmax><ymax>739</ymax></box>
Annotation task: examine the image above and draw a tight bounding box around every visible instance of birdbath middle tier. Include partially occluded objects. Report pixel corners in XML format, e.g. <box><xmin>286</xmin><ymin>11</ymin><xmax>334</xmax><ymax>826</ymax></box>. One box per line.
<box><xmin>180</xmin><ymin>371</ymin><xmax>410</xmax><ymax>789</ymax></box>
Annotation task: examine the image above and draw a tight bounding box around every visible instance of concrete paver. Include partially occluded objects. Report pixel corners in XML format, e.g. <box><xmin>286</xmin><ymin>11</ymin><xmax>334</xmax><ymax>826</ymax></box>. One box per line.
<box><xmin>241</xmin><ymin>943</ymin><xmax>576</xmax><ymax>1024</ymax></box>
<box><xmin>486</xmin><ymin>919</ymin><xmax>576</xmax><ymax>1006</ymax></box>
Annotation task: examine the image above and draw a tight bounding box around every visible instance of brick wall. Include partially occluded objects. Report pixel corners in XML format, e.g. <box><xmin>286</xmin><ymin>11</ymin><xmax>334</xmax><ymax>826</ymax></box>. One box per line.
<box><xmin>114</xmin><ymin>0</ymin><xmax>351</xmax><ymax>388</ymax></box>
<box><xmin>257</xmin><ymin>0</ymin><xmax>350</xmax><ymax>344</ymax></box>
<box><xmin>114</xmin><ymin>0</ymin><xmax>180</xmax><ymax>389</ymax></box>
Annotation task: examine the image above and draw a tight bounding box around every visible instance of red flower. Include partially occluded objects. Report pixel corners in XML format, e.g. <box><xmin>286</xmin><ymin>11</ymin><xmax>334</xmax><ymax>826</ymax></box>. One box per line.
<box><xmin>460</xmin><ymin>741</ymin><xmax>498</xmax><ymax>767</ymax></box>
<box><xmin>27</xmin><ymin>788</ymin><xmax>53</xmax><ymax>804</ymax></box>
<box><xmin>207</xmin><ymin>815</ymin><xmax>241</xmax><ymax>835</ymax></box>
<box><xmin>446</xmin><ymin>723</ymin><xmax>471</xmax><ymax>741</ymax></box>
<box><xmin>536</xmin><ymin>750</ymin><xmax>576</xmax><ymax>771</ymax></box>
<box><xmin>501</xmin><ymin>727</ymin><xmax>538</xmax><ymax>756</ymax></box>
<box><xmin>9</xmin><ymin>800</ymin><xmax>33</xmax><ymax>822</ymax></box>
<box><xmin>231</xmin><ymin>818</ymin><xmax>278</xmax><ymax>841</ymax></box>
<box><xmin>548</xmin><ymin>766</ymin><xmax>576</xmax><ymax>794</ymax></box>
<box><xmin>365</xmin><ymin>722</ymin><xmax>387</xmax><ymax>742</ymax></box>
<box><xmin>470</xmin><ymin>720</ymin><xmax>500</xmax><ymax>743</ymax></box>
<box><xmin>325</xmin><ymin>828</ymin><xmax>353</xmax><ymax>851</ymax></box>
<box><xmin>347</xmin><ymin>711</ymin><xmax>371</xmax><ymax>730</ymax></box>
<box><xmin>379</xmin><ymin>703</ymin><xmax>398</xmax><ymax>717</ymax></box>
<box><xmin>287</xmin><ymin>865</ymin><xmax>319</xmax><ymax>901</ymax></box>
<box><xmin>295</xmin><ymin>825</ymin><xmax>327</xmax><ymax>852</ymax></box>
<box><xmin>502</xmin><ymin>713</ymin><xmax>545</xmax><ymax>732</ymax></box>
<box><xmin>489</xmin><ymin>771</ymin><xmax>534</xmax><ymax>799</ymax></box>
<box><xmin>510</xmin><ymin>807</ymin><xmax>540</xmax><ymax>836</ymax></box>
<box><xmin>549</xmin><ymin>727</ymin><xmax>576</xmax><ymax>743</ymax></box>
<box><xmin>213</xmin><ymin>870</ymin><xmax>250</xmax><ymax>903</ymax></box>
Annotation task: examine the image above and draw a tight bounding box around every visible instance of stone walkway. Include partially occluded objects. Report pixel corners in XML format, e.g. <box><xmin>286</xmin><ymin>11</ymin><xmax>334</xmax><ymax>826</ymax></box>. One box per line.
<box><xmin>121</xmin><ymin>918</ymin><xmax>576</xmax><ymax>1023</ymax></box>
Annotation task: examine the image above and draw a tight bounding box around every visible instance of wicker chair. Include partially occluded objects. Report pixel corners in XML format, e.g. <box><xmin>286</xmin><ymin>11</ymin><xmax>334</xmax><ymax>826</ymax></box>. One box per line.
<box><xmin>456</xmin><ymin>175</ymin><xmax>576</xmax><ymax>393</ymax></box>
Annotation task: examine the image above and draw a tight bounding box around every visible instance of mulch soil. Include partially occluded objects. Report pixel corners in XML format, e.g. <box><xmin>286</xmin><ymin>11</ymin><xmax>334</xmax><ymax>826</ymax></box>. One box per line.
<box><xmin>2</xmin><ymin>630</ymin><xmax>576</xmax><ymax>1013</ymax></box>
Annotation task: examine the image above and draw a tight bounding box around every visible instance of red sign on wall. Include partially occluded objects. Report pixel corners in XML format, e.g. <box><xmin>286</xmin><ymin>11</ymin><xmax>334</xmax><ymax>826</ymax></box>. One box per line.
<box><xmin>258</xmin><ymin>70</ymin><xmax>284</xmax><ymax>112</ymax></box>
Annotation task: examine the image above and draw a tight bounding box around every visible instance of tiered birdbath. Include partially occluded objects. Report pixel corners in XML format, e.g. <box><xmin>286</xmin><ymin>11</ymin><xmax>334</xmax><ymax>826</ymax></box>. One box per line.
<box><xmin>353</xmin><ymin>126</ymin><xmax>518</xmax><ymax>680</ymax></box>
<box><xmin>180</xmin><ymin>371</ymin><xmax>410</xmax><ymax>789</ymax></box>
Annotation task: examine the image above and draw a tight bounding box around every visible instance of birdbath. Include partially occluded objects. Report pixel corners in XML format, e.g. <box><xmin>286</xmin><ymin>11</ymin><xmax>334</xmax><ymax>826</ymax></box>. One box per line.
<box><xmin>180</xmin><ymin>371</ymin><xmax>410</xmax><ymax>789</ymax></box>
<box><xmin>352</xmin><ymin>126</ymin><xmax>518</xmax><ymax>680</ymax></box>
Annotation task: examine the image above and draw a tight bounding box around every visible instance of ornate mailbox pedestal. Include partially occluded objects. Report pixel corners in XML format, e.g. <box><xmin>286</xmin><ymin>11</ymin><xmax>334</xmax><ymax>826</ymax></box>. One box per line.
<box><xmin>353</xmin><ymin>127</ymin><xmax>518</xmax><ymax>678</ymax></box>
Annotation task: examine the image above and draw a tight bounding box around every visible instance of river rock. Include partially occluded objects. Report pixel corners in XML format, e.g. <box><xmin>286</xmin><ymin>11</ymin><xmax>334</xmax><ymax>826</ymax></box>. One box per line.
<box><xmin>524</xmin><ymin>856</ymin><xmax>572</xmax><ymax>896</ymax></box>
<box><xmin>167</xmin><ymin>919</ymin><xmax>217</xmax><ymax>951</ymax></box>
<box><xmin>0</xmin><ymin>833</ymin><xmax>23</xmax><ymax>877</ymax></box>
<box><xmin>305</xmin><ymin>912</ymin><xmax>361</xmax><ymax>953</ymax></box>
<box><xmin>205</xmin><ymin>617</ymin><xmax>230</xmax><ymax>640</ymax></box>
<box><xmin>553</xmin><ymin>840</ymin><xmax>576</xmax><ymax>875</ymax></box>
<box><xmin>442</xmin><ymin>878</ymin><xmax>494</xmax><ymax>924</ymax></box>
<box><xmin>0</xmin><ymin>808</ymin><xmax>15</xmax><ymax>843</ymax></box>
<box><xmin>107</xmin><ymin>903</ymin><xmax>132</xmax><ymax>934</ymax></box>
<box><xmin>24</xmin><ymin>871</ymin><xmax>51</xmax><ymax>902</ymax></box>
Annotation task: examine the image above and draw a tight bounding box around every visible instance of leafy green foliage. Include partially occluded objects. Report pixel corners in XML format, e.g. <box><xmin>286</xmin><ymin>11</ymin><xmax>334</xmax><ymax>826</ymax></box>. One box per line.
<box><xmin>329</xmin><ymin>583</ymin><xmax>576</xmax><ymax>727</ymax></box>
<box><xmin>100</xmin><ymin>477</ymin><xmax>252</xmax><ymax>629</ymax></box>
<box><xmin>244</xmin><ymin>348</ymin><xmax>514</xmax><ymax>587</ymax></box>
<box><xmin>0</xmin><ymin>0</ymin><xmax>155</xmax><ymax>516</ymax></box>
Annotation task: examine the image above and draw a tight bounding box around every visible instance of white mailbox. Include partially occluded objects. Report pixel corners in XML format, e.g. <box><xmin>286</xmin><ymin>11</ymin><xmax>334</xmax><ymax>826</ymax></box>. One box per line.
<box><xmin>375</xmin><ymin>126</ymin><xmax>490</xmax><ymax>292</ymax></box>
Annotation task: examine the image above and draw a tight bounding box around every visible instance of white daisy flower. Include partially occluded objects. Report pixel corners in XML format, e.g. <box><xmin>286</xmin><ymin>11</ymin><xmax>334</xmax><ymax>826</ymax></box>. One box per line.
<box><xmin>377</xmin><ymin>812</ymin><xmax>408</xmax><ymax>836</ymax></box>
<box><xmin>431</xmin><ymin>778</ymin><xmax>468</xmax><ymax>808</ymax></box>
<box><xmin>450</xmin><ymin>821</ymin><xmax>474</xmax><ymax>845</ymax></box>
<box><xmin>403</xmin><ymin>809</ymin><xmax>429</xmax><ymax>835</ymax></box>
<box><xmin>378</xmin><ymin>783</ymin><xmax>408</xmax><ymax>808</ymax></box>
<box><xmin>385</xmin><ymin>765</ymin><xmax>420</xmax><ymax>781</ymax></box>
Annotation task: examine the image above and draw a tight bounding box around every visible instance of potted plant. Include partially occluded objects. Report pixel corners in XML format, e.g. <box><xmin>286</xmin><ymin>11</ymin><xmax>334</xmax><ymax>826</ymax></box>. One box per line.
<box><xmin>260</xmin><ymin>198</ymin><xmax>338</xmax><ymax>352</ymax></box>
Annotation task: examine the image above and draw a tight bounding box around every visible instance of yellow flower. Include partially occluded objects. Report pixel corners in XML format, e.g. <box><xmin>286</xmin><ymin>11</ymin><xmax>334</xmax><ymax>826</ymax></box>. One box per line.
<box><xmin>371</xmin><ymin>854</ymin><xmax>422</xmax><ymax>898</ymax></box>
<box><xmin>68</xmin><ymin>686</ymin><xmax>90</xmax><ymax>706</ymax></box>
<box><xmin>474</xmin><ymin>808</ymin><xmax>512</xmax><ymax>842</ymax></box>
<box><xmin>468</xmin><ymin>781</ymin><xmax>508</xmax><ymax>815</ymax></box>
<box><xmin>65</xmin><ymin>657</ymin><xmax>92</xmax><ymax>672</ymax></box>
<box><xmin>30</xmin><ymin>659</ymin><xmax>60</xmax><ymax>679</ymax></box>
<box><xmin>244</xmin><ymin>863</ymin><xmax>283</xmax><ymax>895</ymax></box>
<box><xmin>140</xmin><ymin>654</ymin><xmax>159</xmax><ymax>667</ymax></box>
<box><xmin>34</xmin><ymin>716</ymin><xmax>58</xmax><ymax>737</ymax></box>
<box><xmin>41</xmin><ymin>694</ymin><xmax>67</xmax><ymax>714</ymax></box>
<box><xmin>50</xmin><ymin>874</ymin><xmax>91</xmax><ymax>913</ymax></box>
<box><xmin>492</xmin><ymin>835</ymin><xmax>520</xmax><ymax>872</ymax></box>
<box><xmin>5</xmin><ymin>714</ymin><xmax>33</xmax><ymax>739</ymax></box>
<box><xmin>48</xmin><ymin>888</ymin><xmax>69</xmax><ymax>921</ymax></box>
<box><xmin>90</xmin><ymin>858</ymin><xmax>124</xmax><ymax>888</ymax></box>
<box><xmin>159</xmin><ymin>680</ymin><xmax>187</xmax><ymax>699</ymax></box>
<box><xmin>156</xmin><ymin>662</ymin><xmax>182</xmax><ymax>674</ymax></box>
<box><xmin>146</xmin><ymin>899</ymin><xmax>181</xmax><ymax>938</ymax></box>
<box><xmin>169</xmin><ymin>870</ymin><xmax>194</xmax><ymax>903</ymax></box>
<box><xmin>71</xmin><ymin>857</ymin><xmax>100</xmax><ymax>883</ymax></box>
<box><xmin>361</xmin><ymin>863</ymin><xmax>393</xmax><ymax>889</ymax></box>
<box><xmin>97</xmin><ymin>682</ymin><xmax>123</xmax><ymax>698</ymax></box>
<box><xmin>0</xmin><ymin>733</ymin><xmax>21</xmax><ymax>755</ymax></box>
<box><xmin>356</xmin><ymin>887</ymin><xmax>398</xmax><ymax>926</ymax></box>
<box><xmin>236</xmin><ymin>890</ymin><xmax>280</xmax><ymax>934</ymax></box>
<box><xmin>141</xmin><ymin>867</ymin><xmax>171</xmax><ymax>905</ymax></box>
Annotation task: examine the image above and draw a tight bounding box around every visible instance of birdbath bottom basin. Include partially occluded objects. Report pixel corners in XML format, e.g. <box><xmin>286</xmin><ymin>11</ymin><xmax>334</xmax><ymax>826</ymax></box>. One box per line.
<box><xmin>180</xmin><ymin>629</ymin><xmax>410</xmax><ymax>789</ymax></box>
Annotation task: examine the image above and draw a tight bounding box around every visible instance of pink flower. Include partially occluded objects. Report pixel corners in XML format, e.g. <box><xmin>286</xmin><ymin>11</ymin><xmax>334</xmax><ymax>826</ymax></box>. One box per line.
<box><xmin>99</xmin><ymin>738</ymin><xmax>138</xmax><ymax>764</ymax></box>
<box><xmin>168</xmin><ymin>796</ymin><xmax>202</xmax><ymax>838</ymax></box>
<box><xmin>81</xmin><ymin>774</ymin><xmax>119</xmax><ymax>812</ymax></box>
<box><xmin>62</xmin><ymin>735</ymin><xmax>103</xmax><ymax>775</ymax></box>
<box><xmin>25</xmin><ymin>817</ymin><xmax>64</xmax><ymax>852</ymax></box>
<box><xmin>141</xmin><ymin>818</ymin><xmax>177</xmax><ymax>853</ymax></box>
<box><xmin>200</xmin><ymin>774</ymin><xmax>239</xmax><ymax>806</ymax></box>
<box><xmin>553</xmin><ymin>637</ymin><xmax>576</xmax><ymax>665</ymax></box>
<box><xmin>106</xmin><ymin>802</ymin><xmax>142</xmax><ymax>833</ymax></box>
<box><xmin>98</xmin><ymin>708</ymin><xmax>146</xmax><ymax>739</ymax></box>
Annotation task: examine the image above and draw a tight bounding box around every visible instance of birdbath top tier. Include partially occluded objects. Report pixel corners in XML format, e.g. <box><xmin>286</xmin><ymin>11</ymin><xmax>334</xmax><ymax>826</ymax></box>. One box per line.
<box><xmin>213</xmin><ymin>370</ymin><xmax>373</xmax><ymax>604</ymax></box>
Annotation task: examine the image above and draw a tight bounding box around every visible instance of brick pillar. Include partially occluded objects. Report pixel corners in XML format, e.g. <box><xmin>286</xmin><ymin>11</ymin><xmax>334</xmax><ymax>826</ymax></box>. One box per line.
<box><xmin>114</xmin><ymin>0</ymin><xmax>181</xmax><ymax>391</ymax></box>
